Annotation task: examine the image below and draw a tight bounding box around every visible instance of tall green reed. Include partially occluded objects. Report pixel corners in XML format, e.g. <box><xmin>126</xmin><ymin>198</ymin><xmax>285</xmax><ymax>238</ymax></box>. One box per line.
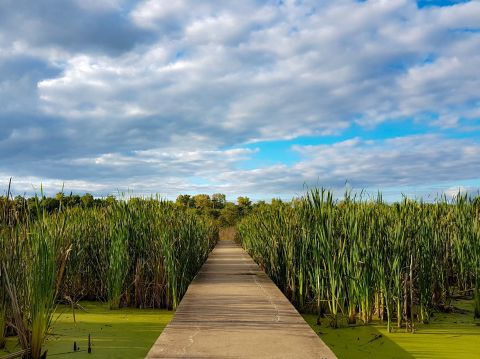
<box><xmin>238</xmin><ymin>188</ymin><xmax>479</xmax><ymax>330</ymax></box>
<box><xmin>1</xmin><ymin>194</ymin><xmax>218</xmax><ymax>357</ymax></box>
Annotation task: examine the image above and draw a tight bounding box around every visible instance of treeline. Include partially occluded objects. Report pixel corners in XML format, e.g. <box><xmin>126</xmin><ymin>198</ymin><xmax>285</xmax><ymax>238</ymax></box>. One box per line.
<box><xmin>0</xmin><ymin>192</ymin><xmax>255</xmax><ymax>227</ymax></box>
<box><xmin>175</xmin><ymin>193</ymin><xmax>253</xmax><ymax>227</ymax></box>
<box><xmin>0</xmin><ymin>193</ymin><xmax>114</xmax><ymax>225</ymax></box>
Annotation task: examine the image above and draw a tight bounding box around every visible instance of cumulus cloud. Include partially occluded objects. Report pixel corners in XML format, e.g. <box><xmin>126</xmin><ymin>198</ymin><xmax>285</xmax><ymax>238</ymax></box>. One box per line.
<box><xmin>0</xmin><ymin>0</ymin><xmax>151</xmax><ymax>55</ymax></box>
<box><xmin>1</xmin><ymin>147</ymin><xmax>257</xmax><ymax>197</ymax></box>
<box><xmin>34</xmin><ymin>0</ymin><xmax>480</xmax><ymax>135</ymax></box>
<box><xmin>444</xmin><ymin>185</ymin><xmax>468</xmax><ymax>198</ymax></box>
<box><xmin>208</xmin><ymin>134</ymin><xmax>480</xmax><ymax>198</ymax></box>
<box><xmin>0</xmin><ymin>0</ymin><xmax>479</xmax><ymax>199</ymax></box>
<box><xmin>4</xmin><ymin>134</ymin><xmax>478</xmax><ymax>200</ymax></box>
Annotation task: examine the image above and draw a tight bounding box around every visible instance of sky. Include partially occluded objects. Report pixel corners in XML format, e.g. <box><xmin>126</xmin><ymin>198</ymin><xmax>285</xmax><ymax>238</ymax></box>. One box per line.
<box><xmin>0</xmin><ymin>0</ymin><xmax>479</xmax><ymax>201</ymax></box>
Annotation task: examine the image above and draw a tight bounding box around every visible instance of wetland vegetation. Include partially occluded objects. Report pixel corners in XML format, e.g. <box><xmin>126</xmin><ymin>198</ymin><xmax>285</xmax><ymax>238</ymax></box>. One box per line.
<box><xmin>1</xmin><ymin>185</ymin><xmax>479</xmax><ymax>358</ymax></box>
<box><xmin>238</xmin><ymin>189</ymin><xmax>480</xmax><ymax>357</ymax></box>
<box><xmin>0</xmin><ymin>190</ymin><xmax>218</xmax><ymax>358</ymax></box>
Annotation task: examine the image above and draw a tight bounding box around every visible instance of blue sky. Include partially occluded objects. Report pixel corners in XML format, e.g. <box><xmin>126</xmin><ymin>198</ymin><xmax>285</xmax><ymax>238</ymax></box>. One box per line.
<box><xmin>0</xmin><ymin>0</ymin><xmax>479</xmax><ymax>201</ymax></box>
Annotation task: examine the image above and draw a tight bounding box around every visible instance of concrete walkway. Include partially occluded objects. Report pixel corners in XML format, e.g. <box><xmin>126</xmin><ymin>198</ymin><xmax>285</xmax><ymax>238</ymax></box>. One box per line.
<box><xmin>146</xmin><ymin>240</ymin><xmax>336</xmax><ymax>359</ymax></box>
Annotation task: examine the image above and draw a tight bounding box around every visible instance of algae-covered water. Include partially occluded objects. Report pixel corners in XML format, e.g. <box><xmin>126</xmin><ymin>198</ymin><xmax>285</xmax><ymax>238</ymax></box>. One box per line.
<box><xmin>1</xmin><ymin>302</ymin><xmax>173</xmax><ymax>359</ymax></box>
<box><xmin>1</xmin><ymin>300</ymin><xmax>479</xmax><ymax>358</ymax></box>
<box><xmin>304</xmin><ymin>299</ymin><xmax>480</xmax><ymax>358</ymax></box>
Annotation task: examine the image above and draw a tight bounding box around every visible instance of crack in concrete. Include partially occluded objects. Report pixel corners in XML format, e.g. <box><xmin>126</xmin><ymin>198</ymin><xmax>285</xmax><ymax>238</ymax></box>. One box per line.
<box><xmin>252</xmin><ymin>270</ymin><xmax>281</xmax><ymax>323</ymax></box>
<box><xmin>182</xmin><ymin>325</ymin><xmax>200</xmax><ymax>355</ymax></box>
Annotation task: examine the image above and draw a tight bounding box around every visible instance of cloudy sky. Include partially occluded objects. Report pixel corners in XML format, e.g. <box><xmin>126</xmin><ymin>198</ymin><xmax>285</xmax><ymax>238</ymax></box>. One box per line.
<box><xmin>1</xmin><ymin>0</ymin><xmax>479</xmax><ymax>201</ymax></box>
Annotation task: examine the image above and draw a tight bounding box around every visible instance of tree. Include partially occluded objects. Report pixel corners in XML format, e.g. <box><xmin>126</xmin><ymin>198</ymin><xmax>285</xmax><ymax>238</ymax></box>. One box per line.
<box><xmin>237</xmin><ymin>196</ymin><xmax>252</xmax><ymax>210</ymax></box>
<box><xmin>105</xmin><ymin>195</ymin><xmax>117</xmax><ymax>206</ymax></box>
<box><xmin>219</xmin><ymin>202</ymin><xmax>240</xmax><ymax>227</ymax></box>
<box><xmin>193</xmin><ymin>194</ymin><xmax>212</xmax><ymax>210</ymax></box>
<box><xmin>212</xmin><ymin>193</ymin><xmax>226</xmax><ymax>209</ymax></box>
<box><xmin>81</xmin><ymin>193</ymin><xmax>94</xmax><ymax>208</ymax></box>
<box><xmin>65</xmin><ymin>194</ymin><xmax>81</xmax><ymax>207</ymax></box>
<box><xmin>55</xmin><ymin>192</ymin><xmax>65</xmax><ymax>202</ymax></box>
<box><xmin>27</xmin><ymin>197</ymin><xmax>39</xmax><ymax>215</ymax></box>
<box><xmin>254</xmin><ymin>200</ymin><xmax>267</xmax><ymax>209</ymax></box>
<box><xmin>237</xmin><ymin>196</ymin><xmax>252</xmax><ymax>208</ymax></box>
<box><xmin>40</xmin><ymin>197</ymin><xmax>60</xmax><ymax>213</ymax></box>
<box><xmin>176</xmin><ymin>194</ymin><xmax>193</xmax><ymax>208</ymax></box>
<box><xmin>271</xmin><ymin>198</ymin><xmax>284</xmax><ymax>207</ymax></box>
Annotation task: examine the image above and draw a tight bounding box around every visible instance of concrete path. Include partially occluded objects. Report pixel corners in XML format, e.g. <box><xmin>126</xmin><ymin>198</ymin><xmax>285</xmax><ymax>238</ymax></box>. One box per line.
<box><xmin>146</xmin><ymin>240</ymin><xmax>336</xmax><ymax>359</ymax></box>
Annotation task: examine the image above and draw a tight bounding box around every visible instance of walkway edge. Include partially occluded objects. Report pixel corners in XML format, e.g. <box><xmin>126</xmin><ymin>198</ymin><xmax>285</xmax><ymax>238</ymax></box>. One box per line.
<box><xmin>146</xmin><ymin>240</ymin><xmax>337</xmax><ymax>359</ymax></box>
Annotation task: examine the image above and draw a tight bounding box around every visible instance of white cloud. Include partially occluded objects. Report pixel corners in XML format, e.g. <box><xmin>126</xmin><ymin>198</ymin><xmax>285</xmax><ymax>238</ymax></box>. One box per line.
<box><xmin>444</xmin><ymin>185</ymin><xmax>468</xmax><ymax>198</ymax></box>
<box><xmin>130</xmin><ymin>1</ymin><xmax>189</xmax><ymax>29</ymax></box>
<box><xmin>1</xmin><ymin>0</ymin><xmax>480</xmax><ymax>199</ymax></box>
<box><xmin>34</xmin><ymin>0</ymin><xmax>480</xmax><ymax>138</ymax></box>
<box><xmin>209</xmin><ymin>134</ymin><xmax>480</xmax><ymax>199</ymax></box>
<box><xmin>8</xmin><ymin>133</ymin><xmax>478</xmax><ymax>200</ymax></box>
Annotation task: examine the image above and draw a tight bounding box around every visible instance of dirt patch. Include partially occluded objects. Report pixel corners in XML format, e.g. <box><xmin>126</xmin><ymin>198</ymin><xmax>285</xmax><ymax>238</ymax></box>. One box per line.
<box><xmin>219</xmin><ymin>226</ymin><xmax>236</xmax><ymax>241</ymax></box>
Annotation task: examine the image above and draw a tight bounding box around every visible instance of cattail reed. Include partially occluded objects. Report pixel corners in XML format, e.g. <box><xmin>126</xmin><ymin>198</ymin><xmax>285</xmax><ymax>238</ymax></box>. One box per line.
<box><xmin>0</xmin><ymin>195</ymin><xmax>217</xmax><ymax>358</ymax></box>
<box><xmin>238</xmin><ymin>189</ymin><xmax>480</xmax><ymax>330</ymax></box>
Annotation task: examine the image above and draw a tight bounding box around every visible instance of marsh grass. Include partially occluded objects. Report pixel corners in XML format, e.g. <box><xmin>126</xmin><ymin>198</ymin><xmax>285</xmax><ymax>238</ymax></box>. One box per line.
<box><xmin>0</xmin><ymin>195</ymin><xmax>217</xmax><ymax>358</ymax></box>
<box><xmin>238</xmin><ymin>189</ymin><xmax>480</xmax><ymax>331</ymax></box>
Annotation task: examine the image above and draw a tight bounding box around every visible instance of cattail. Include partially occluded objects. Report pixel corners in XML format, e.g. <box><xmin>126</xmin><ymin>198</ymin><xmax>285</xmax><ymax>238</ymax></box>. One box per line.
<box><xmin>238</xmin><ymin>188</ymin><xmax>479</xmax><ymax>331</ymax></box>
<box><xmin>0</xmin><ymin>195</ymin><xmax>218</xmax><ymax>358</ymax></box>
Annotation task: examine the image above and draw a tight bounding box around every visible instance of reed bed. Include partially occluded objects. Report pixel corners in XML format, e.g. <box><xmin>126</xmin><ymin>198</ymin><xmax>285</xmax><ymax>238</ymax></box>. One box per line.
<box><xmin>238</xmin><ymin>189</ymin><xmax>480</xmax><ymax>331</ymax></box>
<box><xmin>0</xmin><ymin>197</ymin><xmax>217</xmax><ymax>358</ymax></box>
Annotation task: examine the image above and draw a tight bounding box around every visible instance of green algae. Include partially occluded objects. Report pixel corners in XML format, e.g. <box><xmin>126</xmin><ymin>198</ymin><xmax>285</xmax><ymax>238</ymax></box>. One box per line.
<box><xmin>2</xmin><ymin>299</ymin><xmax>478</xmax><ymax>358</ymax></box>
<box><xmin>1</xmin><ymin>302</ymin><xmax>173</xmax><ymax>359</ymax></box>
<box><xmin>304</xmin><ymin>299</ymin><xmax>480</xmax><ymax>359</ymax></box>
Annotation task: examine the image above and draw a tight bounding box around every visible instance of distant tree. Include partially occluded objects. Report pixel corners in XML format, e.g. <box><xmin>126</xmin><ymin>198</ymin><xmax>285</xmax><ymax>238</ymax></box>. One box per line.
<box><xmin>271</xmin><ymin>198</ymin><xmax>283</xmax><ymax>207</ymax></box>
<box><xmin>27</xmin><ymin>197</ymin><xmax>39</xmax><ymax>214</ymax></box>
<box><xmin>94</xmin><ymin>198</ymin><xmax>104</xmax><ymax>207</ymax></box>
<box><xmin>206</xmin><ymin>207</ymin><xmax>220</xmax><ymax>220</ymax></box>
<box><xmin>176</xmin><ymin>194</ymin><xmax>193</xmax><ymax>208</ymax></box>
<box><xmin>212</xmin><ymin>193</ymin><xmax>226</xmax><ymax>209</ymax></box>
<box><xmin>218</xmin><ymin>202</ymin><xmax>240</xmax><ymax>227</ymax></box>
<box><xmin>193</xmin><ymin>194</ymin><xmax>212</xmax><ymax>210</ymax></box>
<box><xmin>255</xmin><ymin>200</ymin><xmax>266</xmax><ymax>206</ymax></box>
<box><xmin>81</xmin><ymin>193</ymin><xmax>94</xmax><ymax>208</ymax></box>
<box><xmin>64</xmin><ymin>194</ymin><xmax>81</xmax><ymax>207</ymax></box>
<box><xmin>237</xmin><ymin>196</ymin><xmax>252</xmax><ymax>215</ymax></box>
<box><xmin>41</xmin><ymin>197</ymin><xmax>60</xmax><ymax>213</ymax></box>
<box><xmin>55</xmin><ymin>192</ymin><xmax>65</xmax><ymax>202</ymax></box>
<box><xmin>105</xmin><ymin>195</ymin><xmax>117</xmax><ymax>206</ymax></box>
